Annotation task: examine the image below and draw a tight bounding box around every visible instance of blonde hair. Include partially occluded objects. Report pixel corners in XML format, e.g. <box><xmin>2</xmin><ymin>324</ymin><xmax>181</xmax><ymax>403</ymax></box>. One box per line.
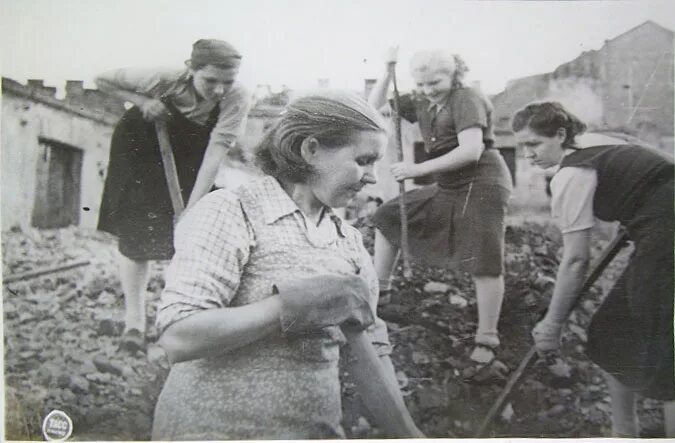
<box><xmin>410</xmin><ymin>50</ymin><xmax>469</xmax><ymax>90</ymax></box>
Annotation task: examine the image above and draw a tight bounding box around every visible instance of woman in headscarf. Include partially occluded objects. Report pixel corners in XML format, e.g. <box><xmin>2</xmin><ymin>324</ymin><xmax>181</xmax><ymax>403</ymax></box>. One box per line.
<box><xmin>95</xmin><ymin>39</ymin><xmax>250</xmax><ymax>351</ymax></box>
<box><xmin>152</xmin><ymin>91</ymin><xmax>423</xmax><ymax>439</ymax></box>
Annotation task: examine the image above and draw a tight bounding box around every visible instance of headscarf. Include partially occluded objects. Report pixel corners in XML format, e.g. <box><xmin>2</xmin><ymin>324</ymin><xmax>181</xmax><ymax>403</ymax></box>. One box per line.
<box><xmin>190</xmin><ymin>39</ymin><xmax>242</xmax><ymax>68</ymax></box>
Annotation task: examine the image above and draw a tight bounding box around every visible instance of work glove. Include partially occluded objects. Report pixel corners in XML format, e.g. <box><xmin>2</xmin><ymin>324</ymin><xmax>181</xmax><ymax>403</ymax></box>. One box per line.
<box><xmin>532</xmin><ymin>318</ymin><xmax>564</xmax><ymax>354</ymax></box>
<box><xmin>277</xmin><ymin>274</ymin><xmax>375</xmax><ymax>337</ymax></box>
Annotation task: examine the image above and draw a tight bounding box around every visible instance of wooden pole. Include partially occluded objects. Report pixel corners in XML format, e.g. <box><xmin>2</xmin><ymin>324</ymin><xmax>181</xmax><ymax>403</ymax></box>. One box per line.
<box><xmin>474</xmin><ymin>229</ymin><xmax>630</xmax><ymax>436</ymax></box>
<box><xmin>388</xmin><ymin>62</ymin><xmax>413</xmax><ymax>279</ymax></box>
<box><xmin>155</xmin><ymin>120</ymin><xmax>185</xmax><ymax>222</ymax></box>
<box><xmin>3</xmin><ymin>260</ymin><xmax>91</xmax><ymax>284</ymax></box>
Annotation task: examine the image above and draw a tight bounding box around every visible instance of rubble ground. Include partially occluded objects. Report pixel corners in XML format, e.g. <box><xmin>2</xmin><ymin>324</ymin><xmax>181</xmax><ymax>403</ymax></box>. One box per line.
<box><xmin>2</xmin><ymin>220</ymin><xmax>666</xmax><ymax>440</ymax></box>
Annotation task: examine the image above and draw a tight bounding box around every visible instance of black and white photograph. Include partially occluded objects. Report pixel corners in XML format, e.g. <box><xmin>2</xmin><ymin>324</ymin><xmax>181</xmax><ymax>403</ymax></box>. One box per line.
<box><xmin>1</xmin><ymin>0</ymin><xmax>674</xmax><ymax>440</ymax></box>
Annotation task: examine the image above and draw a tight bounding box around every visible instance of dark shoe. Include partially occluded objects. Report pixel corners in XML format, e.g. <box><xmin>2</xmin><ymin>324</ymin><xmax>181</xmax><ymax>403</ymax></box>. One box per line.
<box><xmin>119</xmin><ymin>328</ymin><xmax>146</xmax><ymax>353</ymax></box>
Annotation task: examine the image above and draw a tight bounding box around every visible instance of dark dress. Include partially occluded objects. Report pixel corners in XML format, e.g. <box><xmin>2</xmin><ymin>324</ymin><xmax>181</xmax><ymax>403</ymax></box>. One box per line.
<box><xmin>559</xmin><ymin>144</ymin><xmax>674</xmax><ymax>400</ymax></box>
<box><xmin>372</xmin><ymin>88</ymin><xmax>512</xmax><ymax>276</ymax></box>
<box><xmin>98</xmin><ymin>98</ymin><xmax>219</xmax><ymax>260</ymax></box>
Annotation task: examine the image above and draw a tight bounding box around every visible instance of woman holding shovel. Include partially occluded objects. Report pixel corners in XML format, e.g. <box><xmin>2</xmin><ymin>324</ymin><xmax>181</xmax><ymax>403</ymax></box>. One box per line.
<box><xmin>152</xmin><ymin>91</ymin><xmax>423</xmax><ymax>439</ymax></box>
<box><xmin>512</xmin><ymin>101</ymin><xmax>674</xmax><ymax>437</ymax></box>
<box><xmin>95</xmin><ymin>39</ymin><xmax>250</xmax><ymax>352</ymax></box>
<box><xmin>368</xmin><ymin>49</ymin><xmax>512</xmax><ymax>370</ymax></box>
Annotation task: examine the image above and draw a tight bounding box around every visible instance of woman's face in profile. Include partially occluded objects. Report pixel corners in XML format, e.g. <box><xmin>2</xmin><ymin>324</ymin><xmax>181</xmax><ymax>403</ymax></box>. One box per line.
<box><xmin>515</xmin><ymin>127</ymin><xmax>565</xmax><ymax>169</ymax></box>
<box><xmin>306</xmin><ymin>130</ymin><xmax>387</xmax><ymax>208</ymax></box>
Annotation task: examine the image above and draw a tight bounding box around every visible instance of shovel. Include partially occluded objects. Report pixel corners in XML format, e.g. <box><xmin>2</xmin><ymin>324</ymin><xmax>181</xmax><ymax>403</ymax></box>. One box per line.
<box><xmin>155</xmin><ymin>120</ymin><xmax>185</xmax><ymax>224</ymax></box>
<box><xmin>387</xmin><ymin>60</ymin><xmax>413</xmax><ymax>279</ymax></box>
<box><xmin>474</xmin><ymin>228</ymin><xmax>630</xmax><ymax>436</ymax></box>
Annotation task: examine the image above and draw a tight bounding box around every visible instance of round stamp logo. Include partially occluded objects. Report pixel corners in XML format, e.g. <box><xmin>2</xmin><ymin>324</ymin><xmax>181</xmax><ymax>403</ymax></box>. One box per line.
<box><xmin>42</xmin><ymin>409</ymin><xmax>73</xmax><ymax>441</ymax></box>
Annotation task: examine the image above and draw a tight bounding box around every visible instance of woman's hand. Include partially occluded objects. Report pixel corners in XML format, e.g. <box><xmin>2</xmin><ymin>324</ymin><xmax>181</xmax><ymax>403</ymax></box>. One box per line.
<box><xmin>277</xmin><ymin>274</ymin><xmax>374</xmax><ymax>336</ymax></box>
<box><xmin>390</xmin><ymin>161</ymin><xmax>425</xmax><ymax>181</ymax></box>
<box><xmin>140</xmin><ymin>98</ymin><xmax>171</xmax><ymax>121</ymax></box>
<box><xmin>532</xmin><ymin>317</ymin><xmax>564</xmax><ymax>354</ymax></box>
<box><xmin>384</xmin><ymin>46</ymin><xmax>399</xmax><ymax>66</ymax></box>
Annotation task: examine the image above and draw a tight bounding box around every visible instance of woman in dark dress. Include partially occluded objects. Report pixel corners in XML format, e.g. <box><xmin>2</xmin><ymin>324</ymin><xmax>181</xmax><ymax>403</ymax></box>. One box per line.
<box><xmin>95</xmin><ymin>39</ymin><xmax>250</xmax><ymax>350</ymax></box>
<box><xmin>513</xmin><ymin>101</ymin><xmax>674</xmax><ymax>437</ymax></box>
<box><xmin>368</xmin><ymin>48</ymin><xmax>513</xmax><ymax>368</ymax></box>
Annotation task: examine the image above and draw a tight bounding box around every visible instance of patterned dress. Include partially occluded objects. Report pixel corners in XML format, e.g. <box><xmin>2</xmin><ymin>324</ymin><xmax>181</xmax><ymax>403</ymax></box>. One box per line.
<box><xmin>152</xmin><ymin>176</ymin><xmax>391</xmax><ymax>440</ymax></box>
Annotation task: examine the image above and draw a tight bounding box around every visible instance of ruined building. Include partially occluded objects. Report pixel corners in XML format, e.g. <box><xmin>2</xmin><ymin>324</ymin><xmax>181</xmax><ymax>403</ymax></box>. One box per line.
<box><xmin>492</xmin><ymin>21</ymin><xmax>675</xmax><ymax>151</ymax></box>
<box><xmin>1</xmin><ymin>78</ymin><xmax>125</xmax><ymax>231</ymax></box>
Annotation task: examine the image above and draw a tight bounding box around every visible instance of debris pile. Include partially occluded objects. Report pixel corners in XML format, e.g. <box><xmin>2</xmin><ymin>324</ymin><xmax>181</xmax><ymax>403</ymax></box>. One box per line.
<box><xmin>2</xmin><ymin>222</ymin><xmax>665</xmax><ymax>439</ymax></box>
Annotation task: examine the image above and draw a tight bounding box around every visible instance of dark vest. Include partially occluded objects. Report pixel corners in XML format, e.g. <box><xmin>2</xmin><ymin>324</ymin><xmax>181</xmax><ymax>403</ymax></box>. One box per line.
<box><xmin>559</xmin><ymin>144</ymin><xmax>673</xmax><ymax>225</ymax></box>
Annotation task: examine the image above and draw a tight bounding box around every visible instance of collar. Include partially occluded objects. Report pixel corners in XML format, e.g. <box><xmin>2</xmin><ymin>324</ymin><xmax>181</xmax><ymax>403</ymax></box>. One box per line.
<box><xmin>259</xmin><ymin>176</ymin><xmax>345</xmax><ymax>237</ymax></box>
<box><xmin>427</xmin><ymin>101</ymin><xmax>446</xmax><ymax>114</ymax></box>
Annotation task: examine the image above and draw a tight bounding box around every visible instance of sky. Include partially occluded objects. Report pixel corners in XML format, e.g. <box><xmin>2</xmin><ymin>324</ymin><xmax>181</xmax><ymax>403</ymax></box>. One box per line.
<box><xmin>1</xmin><ymin>0</ymin><xmax>674</xmax><ymax>96</ymax></box>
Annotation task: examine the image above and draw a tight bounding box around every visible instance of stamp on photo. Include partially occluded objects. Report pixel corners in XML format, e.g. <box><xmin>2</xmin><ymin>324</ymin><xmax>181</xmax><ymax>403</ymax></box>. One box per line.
<box><xmin>42</xmin><ymin>410</ymin><xmax>73</xmax><ymax>441</ymax></box>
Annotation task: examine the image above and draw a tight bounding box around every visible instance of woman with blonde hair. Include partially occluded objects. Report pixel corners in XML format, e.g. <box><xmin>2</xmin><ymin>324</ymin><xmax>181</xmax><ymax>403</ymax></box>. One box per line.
<box><xmin>369</xmin><ymin>49</ymin><xmax>512</xmax><ymax>369</ymax></box>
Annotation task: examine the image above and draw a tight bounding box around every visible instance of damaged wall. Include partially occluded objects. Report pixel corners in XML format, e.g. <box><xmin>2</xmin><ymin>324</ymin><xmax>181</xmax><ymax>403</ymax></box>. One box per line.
<box><xmin>492</xmin><ymin>21</ymin><xmax>674</xmax><ymax>152</ymax></box>
<box><xmin>1</xmin><ymin>78</ymin><xmax>121</xmax><ymax>231</ymax></box>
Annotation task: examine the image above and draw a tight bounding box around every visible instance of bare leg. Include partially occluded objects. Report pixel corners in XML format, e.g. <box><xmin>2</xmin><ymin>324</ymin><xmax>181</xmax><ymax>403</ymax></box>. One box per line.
<box><xmin>605</xmin><ymin>371</ymin><xmax>638</xmax><ymax>437</ymax></box>
<box><xmin>118</xmin><ymin>253</ymin><xmax>150</xmax><ymax>334</ymax></box>
<box><xmin>470</xmin><ymin>274</ymin><xmax>504</xmax><ymax>363</ymax></box>
<box><xmin>374</xmin><ymin>229</ymin><xmax>400</xmax><ymax>299</ymax></box>
<box><xmin>664</xmin><ymin>401</ymin><xmax>675</xmax><ymax>437</ymax></box>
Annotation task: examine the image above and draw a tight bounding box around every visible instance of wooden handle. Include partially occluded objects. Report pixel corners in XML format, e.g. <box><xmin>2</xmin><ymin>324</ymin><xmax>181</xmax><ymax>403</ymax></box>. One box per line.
<box><xmin>387</xmin><ymin>62</ymin><xmax>413</xmax><ymax>279</ymax></box>
<box><xmin>474</xmin><ymin>229</ymin><xmax>630</xmax><ymax>436</ymax></box>
<box><xmin>155</xmin><ymin>121</ymin><xmax>185</xmax><ymax>221</ymax></box>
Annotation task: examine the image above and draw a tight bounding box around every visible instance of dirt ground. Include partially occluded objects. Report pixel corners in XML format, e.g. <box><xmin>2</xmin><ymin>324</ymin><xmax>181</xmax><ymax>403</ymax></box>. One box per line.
<box><xmin>2</xmin><ymin>217</ymin><xmax>667</xmax><ymax>440</ymax></box>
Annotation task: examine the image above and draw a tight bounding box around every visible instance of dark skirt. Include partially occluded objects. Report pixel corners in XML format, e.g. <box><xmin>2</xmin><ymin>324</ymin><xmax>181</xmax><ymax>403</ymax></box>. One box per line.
<box><xmin>97</xmin><ymin>103</ymin><xmax>217</xmax><ymax>260</ymax></box>
<box><xmin>372</xmin><ymin>181</ymin><xmax>511</xmax><ymax>276</ymax></box>
<box><xmin>587</xmin><ymin>179</ymin><xmax>674</xmax><ymax>400</ymax></box>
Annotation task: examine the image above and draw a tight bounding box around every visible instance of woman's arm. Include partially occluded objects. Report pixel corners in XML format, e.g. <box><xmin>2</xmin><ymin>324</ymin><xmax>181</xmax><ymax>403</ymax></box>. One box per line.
<box><xmin>345</xmin><ymin>330</ymin><xmax>423</xmax><ymax>438</ymax></box>
<box><xmin>390</xmin><ymin>127</ymin><xmax>484</xmax><ymax>180</ymax></box>
<box><xmin>95</xmin><ymin>76</ymin><xmax>151</xmax><ymax>109</ymax></box>
<box><xmin>545</xmin><ymin>229</ymin><xmax>592</xmax><ymax>324</ymax></box>
<box><xmin>367</xmin><ymin>67</ymin><xmax>394</xmax><ymax>110</ymax></box>
<box><xmin>185</xmin><ymin>142</ymin><xmax>228</xmax><ymax>209</ymax></box>
<box><xmin>533</xmin><ymin>228</ymin><xmax>592</xmax><ymax>351</ymax></box>
<box><xmin>367</xmin><ymin>47</ymin><xmax>398</xmax><ymax>110</ymax></box>
<box><xmin>185</xmin><ymin>87</ymin><xmax>250</xmax><ymax>209</ymax></box>
<box><xmin>95</xmin><ymin>69</ymin><xmax>171</xmax><ymax>121</ymax></box>
<box><xmin>159</xmin><ymin>296</ymin><xmax>282</xmax><ymax>364</ymax></box>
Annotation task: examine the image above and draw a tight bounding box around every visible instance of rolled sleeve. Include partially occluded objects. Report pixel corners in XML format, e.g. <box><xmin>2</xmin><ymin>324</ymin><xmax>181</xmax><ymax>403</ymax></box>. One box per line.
<box><xmin>550</xmin><ymin>166</ymin><xmax>597</xmax><ymax>234</ymax></box>
<box><xmin>207</xmin><ymin>84</ymin><xmax>251</xmax><ymax>151</ymax></box>
<box><xmin>155</xmin><ymin>190</ymin><xmax>252</xmax><ymax>333</ymax></box>
<box><xmin>95</xmin><ymin>67</ymin><xmax>180</xmax><ymax>97</ymax></box>
<box><xmin>451</xmin><ymin>88</ymin><xmax>488</xmax><ymax>133</ymax></box>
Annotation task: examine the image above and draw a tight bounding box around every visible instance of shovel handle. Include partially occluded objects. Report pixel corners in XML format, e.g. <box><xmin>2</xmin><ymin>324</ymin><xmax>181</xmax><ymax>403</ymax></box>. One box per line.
<box><xmin>387</xmin><ymin>62</ymin><xmax>413</xmax><ymax>279</ymax></box>
<box><xmin>474</xmin><ymin>228</ymin><xmax>630</xmax><ymax>436</ymax></box>
<box><xmin>155</xmin><ymin>120</ymin><xmax>185</xmax><ymax>222</ymax></box>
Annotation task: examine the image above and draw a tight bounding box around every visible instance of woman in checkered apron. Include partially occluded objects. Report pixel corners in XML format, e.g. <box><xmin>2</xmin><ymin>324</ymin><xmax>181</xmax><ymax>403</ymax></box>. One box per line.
<box><xmin>152</xmin><ymin>91</ymin><xmax>423</xmax><ymax>439</ymax></box>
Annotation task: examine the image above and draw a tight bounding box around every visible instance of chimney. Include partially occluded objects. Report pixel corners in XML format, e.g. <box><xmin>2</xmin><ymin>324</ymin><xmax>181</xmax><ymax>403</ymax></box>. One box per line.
<box><xmin>65</xmin><ymin>80</ymin><xmax>85</xmax><ymax>103</ymax></box>
<box><xmin>364</xmin><ymin>78</ymin><xmax>377</xmax><ymax>100</ymax></box>
<box><xmin>27</xmin><ymin>79</ymin><xmax>57</xmax><ymax>98</ymax></box>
